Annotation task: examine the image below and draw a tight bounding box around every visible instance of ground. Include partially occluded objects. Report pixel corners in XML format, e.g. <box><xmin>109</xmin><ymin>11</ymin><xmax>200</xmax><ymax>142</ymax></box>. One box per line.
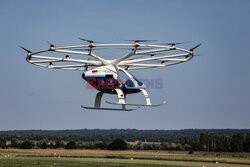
<box><xmin>0</xmin><ymin>149</ymin><xmax>250</xmax><ymax>167</ymax></box>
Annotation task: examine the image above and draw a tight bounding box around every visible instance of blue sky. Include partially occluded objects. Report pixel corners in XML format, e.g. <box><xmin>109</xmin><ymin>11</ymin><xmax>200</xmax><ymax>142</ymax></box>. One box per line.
<box><xmin>0</xmin><ymin>0</ymin><xmax>250</xmax><ymax>130</ymax></box>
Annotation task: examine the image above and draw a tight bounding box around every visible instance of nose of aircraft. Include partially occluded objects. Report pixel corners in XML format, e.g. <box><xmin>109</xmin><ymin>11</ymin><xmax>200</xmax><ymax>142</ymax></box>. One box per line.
<box><xmin>82</xmin><ymin>72</ymin><xmax>86</xmax><ymax>79</ymax></box>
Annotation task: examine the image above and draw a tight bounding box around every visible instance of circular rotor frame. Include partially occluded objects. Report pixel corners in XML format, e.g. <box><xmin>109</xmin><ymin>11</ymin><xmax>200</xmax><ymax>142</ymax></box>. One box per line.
<box><xmin>22</xmin><ymin>41</ymin><xmax>200</xmax><ymax>71</ymax></box>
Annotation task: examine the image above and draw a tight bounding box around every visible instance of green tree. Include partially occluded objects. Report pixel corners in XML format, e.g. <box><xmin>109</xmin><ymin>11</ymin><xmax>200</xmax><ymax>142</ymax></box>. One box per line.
<box><xmin>133</xmin><ymin>141</ymin><xmax>143</xmax><ymax>150</ymax></box>
<box><xmin>94</xmin><ymin>141</ymin><xmax>107</xmax><ymax>149</ymax></box>
<box><xmin>65</xmin><ymin>141</ymin><xmax>77</xmax><ymax>149</ymax></box>
<box><xmin>215</xmin><ymin>135</ymin><xmax>230</xmax><ymax>152</ymax></box>
<box><xmin>176</xmin><ymin>143</ymin><xmax>184</xmax><ymax>151</ymax></box>
<box><xmin>183</xmin><ymin>144</ymin><xmax>192</xmax><ymax>151</ymax></box>
<box><xmin>244</xmin><ymin>133</ymin><xmax>250</xmax><ymax>152</ymax></box>
<box><xmin>0</xmin><ymin>136</ymin><xmax>7</xmax><ymax>148</ymax></box>
<box><xmin>142</xmin><ymin>143</ymin><xmax>153</xmax><ymax>150</ymax></box>
<box><xmin>20</xmin><ymin>140</ymin><xmax>33</xmax><ymax>149</ymax></box>
<box><xmin>231</xmin><ymin>134</ymin><xmax>244</xmax><ymax>152</ymax></box>
<box><xmin>107</xmin><ymin>138</ymin><xmax>127</xmax><ymax>150</ymax></box>
<box><xmin>160</xmin><ymin>142</ymin><xmax>170</xmax><ymax>150</ymax></box>
<box><xmin>40</xmin><ymin>142</ymin><xmax>48</xmax><ymax>149</ymax></box>
<box><xmin>54</xmin><ymin>137</ymin><xmax>64</xmax><ymax>148</ymax></box>
<box><xmin>10</xmin><ymin>138</ymin><xmax>19</xmax><ymax>148</ymax></box>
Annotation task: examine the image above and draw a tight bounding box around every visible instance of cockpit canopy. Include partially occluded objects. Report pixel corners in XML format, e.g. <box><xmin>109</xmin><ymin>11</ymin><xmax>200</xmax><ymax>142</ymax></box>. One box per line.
<box><xmin>118</xmin><ymin>69</ymin><xmax>144</xmax><ymax>88</ymax></box>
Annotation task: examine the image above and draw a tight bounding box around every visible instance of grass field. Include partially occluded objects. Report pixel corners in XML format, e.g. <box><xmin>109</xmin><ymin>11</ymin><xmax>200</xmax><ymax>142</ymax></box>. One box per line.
<box><xmin>1</xmin><ymin>149</ymin><xmax>250</xmax><ymax>167</ymax></box>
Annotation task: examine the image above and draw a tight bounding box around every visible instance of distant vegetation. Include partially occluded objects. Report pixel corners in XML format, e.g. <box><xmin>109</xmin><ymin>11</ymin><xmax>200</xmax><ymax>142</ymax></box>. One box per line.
<box><xmin>0</xmin><ymin>129</ymin><xmax>250</xmax><ymax>152</ymax></box>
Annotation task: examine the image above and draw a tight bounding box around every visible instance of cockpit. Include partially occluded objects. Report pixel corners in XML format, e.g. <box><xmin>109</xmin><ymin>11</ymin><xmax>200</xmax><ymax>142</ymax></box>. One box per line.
<box><xmin>118</xmin><ymin>68</ymin><xmax>144</xmax><ymax>88</ymax></box>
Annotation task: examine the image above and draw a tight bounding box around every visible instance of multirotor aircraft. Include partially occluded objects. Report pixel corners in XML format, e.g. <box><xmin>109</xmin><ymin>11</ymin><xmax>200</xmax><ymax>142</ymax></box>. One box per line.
<box><xmin>21</xmin><ymin>39</ymin><xmax>201</xmax><ymax>111</ymax></box>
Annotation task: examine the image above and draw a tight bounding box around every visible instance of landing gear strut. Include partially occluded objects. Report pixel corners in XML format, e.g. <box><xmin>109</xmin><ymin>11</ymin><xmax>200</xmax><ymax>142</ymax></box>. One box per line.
<box><xmin>81</xmin><ymin>88</ymin><xmax>166</xmax><ymax>111</ymax></box>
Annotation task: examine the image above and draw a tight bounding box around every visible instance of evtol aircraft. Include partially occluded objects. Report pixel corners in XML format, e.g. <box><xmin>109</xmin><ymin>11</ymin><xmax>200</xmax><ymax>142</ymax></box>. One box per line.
<box><xmin>21</xmin><ymin>39</ymin><xmax>201</xmax><ymax>111</ymax></box>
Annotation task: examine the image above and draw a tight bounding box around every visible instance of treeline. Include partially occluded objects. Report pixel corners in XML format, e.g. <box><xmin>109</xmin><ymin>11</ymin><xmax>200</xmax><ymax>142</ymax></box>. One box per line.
<box><xmin>0</xmin><ymin>133</ymin><xmax>250</xmax><ymax>152</ymax></box>
<box><xmin>0</xmin><ymin>129</ymin><xmax>250</xmax><ymax>152</ymax></box>
<box><xmin>1</xmin><ymin>129</ymin><xmax>250</xmax><ymax>142</ymax></box>
<box><xmin>180</xmin><ymin>133</ymin><xmax>250</xmax><ymax>152</ymax></box>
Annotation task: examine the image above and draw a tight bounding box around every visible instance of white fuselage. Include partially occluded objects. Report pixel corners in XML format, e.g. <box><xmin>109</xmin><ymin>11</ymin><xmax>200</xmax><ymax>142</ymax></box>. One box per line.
<box><xmin>82</xmin><ymin>65</ymin><xmax>145</xmax><ymax>93</ymax></box>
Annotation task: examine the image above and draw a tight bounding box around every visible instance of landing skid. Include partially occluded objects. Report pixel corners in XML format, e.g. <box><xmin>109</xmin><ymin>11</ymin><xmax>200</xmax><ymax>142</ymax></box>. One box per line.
<box><xmin>81</xmin><ymin>88</ymin><xmax>165</xmax><ymax>111</ymax></box>
<box><xmin>106</xmin><ymin>100</ymin><xmax>166</xmax><ymax>107</ymax></box>
<box><xmin>81</xmin><ymin>105</ymin><xmax>138</xmax><ymax>111</ymax></box>
<box><xmin>81</xmin><ymin>91</ymin><xmax>138</xmax><ymax>111</ymax></box>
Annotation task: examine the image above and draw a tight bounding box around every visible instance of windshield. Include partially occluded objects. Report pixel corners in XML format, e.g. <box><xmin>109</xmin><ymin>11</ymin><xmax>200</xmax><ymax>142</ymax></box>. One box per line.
<box><xmin>118</xmin><ymin>70</ymin><xmax>134</xmax><ymax>87</ymax></box>
<box><xmin>118</xmin><ymin>70</ymin><xmax>143</xmax><ymax>87</ymax></box>
<box><xmin>130</xmin><ymin>74</ymin><xmax>144</xmax><ymax>86</ymax></box>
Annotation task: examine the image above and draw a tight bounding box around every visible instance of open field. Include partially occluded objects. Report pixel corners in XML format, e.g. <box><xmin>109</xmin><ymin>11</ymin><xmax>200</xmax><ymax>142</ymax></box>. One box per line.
<box><xmin>1</xmin><ymin>149</ymin><xmax>250</xmax><ymax>167</ymax></box>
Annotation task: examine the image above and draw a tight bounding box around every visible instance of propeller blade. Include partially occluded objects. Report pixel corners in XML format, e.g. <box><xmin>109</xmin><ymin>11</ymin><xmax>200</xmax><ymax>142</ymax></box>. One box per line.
<box><xmin>47</xmin><ymin>41</ymin><xmax>55</xmax><ymax>48</ymax></box>
<box><xmin>78</xmin><ymin>38</ymin><xmax>104</xmax><ymax>44</ymax></box>
<box><xmin>20</xmin><ymin>46</ymin><xmax>31</xmax><ymax>53</ymax></box>
<box><xmin>190</xmin><ymin>43</ymin><xmax>202</xmax><ymax>51</ymax></box>
<box><xmin>78</xmin><ymin>38</ymin><xmax>94</xmax><ymax>43</ymax></box>
<box><xmin>185</xmin><ymin>54</ymin><xmax>202</xmax><ymax>58</ymax></box>
<box><xmin>158</xmin><ymin>42</ymin><xmax>189</xmax><ymax>46</ymax></box>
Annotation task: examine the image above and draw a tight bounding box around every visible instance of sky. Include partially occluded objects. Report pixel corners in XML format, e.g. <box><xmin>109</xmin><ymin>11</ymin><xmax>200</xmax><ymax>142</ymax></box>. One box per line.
<box><xmin>0</xmin><ymin>0</ymin><xmax>250</xmax><ymax>130</ymax></box>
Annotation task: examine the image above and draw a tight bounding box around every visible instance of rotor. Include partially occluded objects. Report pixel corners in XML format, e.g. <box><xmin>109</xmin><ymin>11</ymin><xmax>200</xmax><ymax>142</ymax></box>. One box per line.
<box><xmin>21</xmin><ymin>40</ymin><xmax>201</xmax><ymax>71</ymax></box>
